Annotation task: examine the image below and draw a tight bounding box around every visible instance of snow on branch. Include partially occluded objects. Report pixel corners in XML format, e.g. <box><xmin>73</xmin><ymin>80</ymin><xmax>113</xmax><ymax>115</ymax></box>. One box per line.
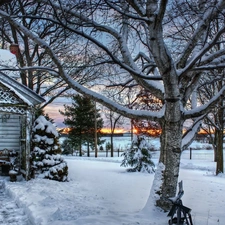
<box><xmin>182</xmin><ymin>116</ymin><xmax>204</xmax><ymax>150</ymax></box>
<box><xmin>178</xmin><ymin>27</ymin><xmax>225</xmax><ymax>76</ymax></box>
<box><xmin>0</xmin><ymin>9</ymin><xmax>164</xmax><ymax>121</ymax></box>
<box><xmin>176</xmin><ymin>0</ymin><xmax>225</xmax><ymax>69</ymax></box>
<box><xmin>34</xmin><ymin>1</ymin><xmax>164</xmax><ymax>97</ymax></box>
<box><xmin>191</xmin><ymin>63</ymin><xmax>225</xmax><ymax>71</ymax></box>
<box><xmin>184</xmin><ymin>85</ymin><xmax>225</xmax><ymax>119</ymax></box>
<box><xmin>0</xmin><ymin>66</ymin><xmax>59</xmax><ymax>76</ymax></box>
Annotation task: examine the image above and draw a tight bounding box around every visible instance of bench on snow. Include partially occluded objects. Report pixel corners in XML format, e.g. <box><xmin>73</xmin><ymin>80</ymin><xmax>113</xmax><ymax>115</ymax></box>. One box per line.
<box><xmin>167</xmin><ymin>181</ymin><xmax>193</xmax><ymax>225</ymax></box>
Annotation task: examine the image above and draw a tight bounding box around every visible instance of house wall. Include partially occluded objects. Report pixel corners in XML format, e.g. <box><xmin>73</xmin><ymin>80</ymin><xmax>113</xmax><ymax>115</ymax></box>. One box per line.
<box><xmin>0</xmin><ymin>113</ymin><xmax>20</xmax><ymax>151</ymax></box>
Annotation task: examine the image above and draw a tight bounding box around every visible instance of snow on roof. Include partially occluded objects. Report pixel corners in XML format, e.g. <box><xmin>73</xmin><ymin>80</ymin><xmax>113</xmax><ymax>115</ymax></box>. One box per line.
<box><xmin>0</xmin><ymin>71</ymin><xmax>45</xmax><ymax>106</ymax></box>
<box><xmin>0</xmin><ymin>49</ymin><xmax>45</xmax><ymax>106</ymax></box>
<box><xmin>0</xmin><ymin>49</ymin><xmax>20</xmax><ymax>79</ymax></box>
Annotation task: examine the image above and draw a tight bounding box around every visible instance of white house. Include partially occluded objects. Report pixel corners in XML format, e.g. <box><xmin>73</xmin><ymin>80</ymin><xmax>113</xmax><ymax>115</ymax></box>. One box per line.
<box><xmin>0</xmin><ymin>48</ymin><xmax>45</xmax><ymax>180</ymax></box>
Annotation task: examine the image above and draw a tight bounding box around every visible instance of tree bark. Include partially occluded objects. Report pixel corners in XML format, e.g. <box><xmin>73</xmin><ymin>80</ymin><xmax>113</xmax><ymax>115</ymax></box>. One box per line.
<box><xmin>156</xmin><ymin>101</ymin><xmax>183</xmax><ymax>211</ymax></box>
<box><xmin>79</xmin><ymin>139</ymin><xmax>82</xmax><ymax>157</ymax></box>
<box><xmin>94</xmin><ymin>101</ymin><xmax>98</xmax><ymax>158</ymax></box>
<box><xmin>216</xmin><ymin>128</ymin><xmax>223</xmax><ymax>175</ymax></box>
<box><xmin>214</xmin><ymin>131</ymin><xmax>218</xmax><ymax>162</ymax></box>
<box><xmin>216</xmin><ymin>97</ymin><xmax>224</xmax><ymax>175</ymax></box>
<box><xmin>87</xmin><ymin>142</ymin><xmax>90</xmax><ymax>157</ymax></box>
<box><xmin>110</xmin><ymin>134</ymin><xmax>114</xmax><ymax>157</ymax></box>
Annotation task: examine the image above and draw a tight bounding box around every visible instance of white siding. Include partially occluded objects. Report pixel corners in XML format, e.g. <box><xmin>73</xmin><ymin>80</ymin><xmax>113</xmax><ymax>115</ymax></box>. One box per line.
<box><xmin>0</xmin><ymin>113</ymin><xmax>20</xmax><ymax>151</ymax></box>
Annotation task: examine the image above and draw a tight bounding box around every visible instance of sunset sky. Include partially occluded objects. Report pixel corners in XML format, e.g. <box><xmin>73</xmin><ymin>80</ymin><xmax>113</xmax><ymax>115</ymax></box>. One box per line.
<box><xmin>44</xmin><ymin>97</ymin><xmax>71</xmax><ymax>128</ymax></box>
<box><xmin>44</xmin><ymin>97</ymin><xmax>131</xmax><ymax>132</ymax></box>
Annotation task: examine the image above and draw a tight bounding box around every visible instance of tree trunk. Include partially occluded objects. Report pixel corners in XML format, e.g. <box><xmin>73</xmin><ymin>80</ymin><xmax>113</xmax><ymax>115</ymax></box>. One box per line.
<box><xmin>79</xmin><ymin>139</ymin><xmax>82</xmax><ymax>157</ymax></box>
<box><xmin>216</xmin><ymin>128</ymin><xmax>223</xmax><ymax>174</ymax></box>
<box><xmin>216</xmin><ymin>98</ymin><xmax>224</xmax><ymax>175</ymax></box>
<box><xmin>110</xmin><ymin>134</ymin><xmax>114</xmax><ymax>157</ymax></box>
<box><xmin>145</xmin><ymin>101</ymin><xmax>183</xmax><ymax>212</ymax></box>
<box><xmin>214</xmin><ymin>131</ymin><xmax>218</xmax><ymax>162</ymax></box>
<box><xmin>94</xmin><ymin>101</ymin><xmax>98</xmax><ymax>158</ymax></box>
<box><xmin>87</xmin><ymin>142</ymin><xmax>90</xmax><ymax>157</ymax></box>
<box><xmin>157</xmin><ymin>120</ymin><xmax>183</xmax><ymax>210</ymax></box>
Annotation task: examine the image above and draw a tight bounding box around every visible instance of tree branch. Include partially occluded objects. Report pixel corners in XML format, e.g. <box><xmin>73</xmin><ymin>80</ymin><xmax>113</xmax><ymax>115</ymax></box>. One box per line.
<box><xmin>177</xmin><ymin>0</ymin><xmax>225</xmax><ymax>69</ymax></box>
<box><xmin>0</xmin><ymin>9</ymin><xmax>163</xmax><ymax>121</ymax></box>
<box><xmin>0</xmin><ymin>0</ymin><xmax>12</xmax><ymax>7</ymax></box>
<box><xmin>178</xmin><ymin>27</ymin><xmax>225</xmax><ymax>77</ymax></box>
<box><xmin>184</xmin><ymin>85</ymin><xmax>225</xmax><ymax>119</ymax></box>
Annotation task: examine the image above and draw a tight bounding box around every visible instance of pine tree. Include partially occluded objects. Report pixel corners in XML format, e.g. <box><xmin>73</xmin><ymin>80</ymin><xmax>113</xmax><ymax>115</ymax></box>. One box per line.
<box><xmin>121</xmin><ymin>135</ymin><xmax>155</xmax><ymax>173</ymax></box>
<box><xmin>31</xmin><ymin>115</ymin><xmax>68</xmax><ymax>181</ymax></box>
<box><xmin>60</xmin><ymin>94</ymin><xmax>104</xmax><ymax>156</ymax></box>
<box><xmin>61</xmin><ymin>139</ymin><xmax>74</xmax><ymax>155</ymax></box>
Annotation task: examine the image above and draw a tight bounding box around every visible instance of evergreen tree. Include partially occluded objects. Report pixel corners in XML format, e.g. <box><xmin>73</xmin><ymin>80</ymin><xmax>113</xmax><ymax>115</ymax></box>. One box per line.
<box><xmin>61</xmin><ymin>139</ymin><xmax>74</xmax><ymax>155</ymax></box>
<box><xmin>35</xmin><ymin>107</ymin><xmax>54</xmax><ymax>123</ymax></box>
<box><xmin>31</xmin><ymin>116</ymin><xmax>68</xmax><ymax>181</ymax></box>
<box><xmin>121</xmin><ymin>135</ymin><xmax>155</xmax><ymax>173</ymax></box>
<box><xmin>60</xmin><ymin>94</ymin><xmax>104</xmax><ymax>156</ymax></box>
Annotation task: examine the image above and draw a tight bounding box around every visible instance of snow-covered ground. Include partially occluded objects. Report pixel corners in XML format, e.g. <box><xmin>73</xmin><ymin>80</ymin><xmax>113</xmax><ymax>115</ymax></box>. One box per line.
<box><xmin>0</xmin><ymin>181</ymin><xmax>29</xmax><ymax>225</ymax></box>
<box><xmin>1</xmin><ymin>139</ymin><xmax>225</xmax><ymax>225</ymax></box>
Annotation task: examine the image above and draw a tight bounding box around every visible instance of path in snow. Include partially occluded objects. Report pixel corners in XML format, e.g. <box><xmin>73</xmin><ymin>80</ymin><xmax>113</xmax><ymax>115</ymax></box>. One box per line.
<box><xmin>0</xmin><ymin>181</ymin><xmax>29</xmax><ymax>225</ymax></box>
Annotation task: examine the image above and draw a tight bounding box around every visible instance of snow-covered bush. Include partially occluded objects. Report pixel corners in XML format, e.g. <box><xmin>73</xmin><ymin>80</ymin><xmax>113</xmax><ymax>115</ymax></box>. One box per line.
<box><xmin>31</xmin><ymin>116</ymin><xmax>68</xmax><ymax>181</ymax></box>
<box><xmin>61</xmin><ymin>139</ymin><xmax>74</xmax><ymax>155</ymax></box>
<box><xmin>121</xmin><ymin>135</ymin><xmax>155</xmax><ymax>173</ymax></box>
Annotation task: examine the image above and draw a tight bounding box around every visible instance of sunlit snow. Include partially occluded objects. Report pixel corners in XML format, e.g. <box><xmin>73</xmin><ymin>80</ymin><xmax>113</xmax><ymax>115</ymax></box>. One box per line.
<box><xmin>0</xmin><ymin>139</ymin><xmax>224</xmax><ymax>225</ymax></box>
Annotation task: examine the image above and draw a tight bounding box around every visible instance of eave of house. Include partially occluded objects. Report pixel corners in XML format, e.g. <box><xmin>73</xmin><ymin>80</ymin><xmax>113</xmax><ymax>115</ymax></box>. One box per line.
<box><xmin>0</xmin><ymin>71</ymin><xmax>45</xmax><ymax>106</ymax></box>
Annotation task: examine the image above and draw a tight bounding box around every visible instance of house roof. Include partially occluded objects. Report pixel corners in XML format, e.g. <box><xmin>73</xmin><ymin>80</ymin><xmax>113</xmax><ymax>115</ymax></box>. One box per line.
<box><xmin>0</xmin><ymin>71</ymin><xmax>45</xmax><ymax>106</ymax></box>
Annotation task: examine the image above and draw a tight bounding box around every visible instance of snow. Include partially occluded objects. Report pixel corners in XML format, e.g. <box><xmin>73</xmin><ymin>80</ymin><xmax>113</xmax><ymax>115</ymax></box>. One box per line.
<box><xmin>0</xmin><ymin>138</ymin><xmax>224</xmax><ymax>225</ymax></box>
<box><xmin>32</xmin><ymin>115</ymin><xmax>68</xmax><ymax>182</ymax></box>
<box><xmin>184</xmin><ymin>85</ymin><xmax>225</xmax><ymax>119</ymax></box>
<box><xmin>33</xmin><ymin>115</ymin><xmax>59</xmax><ymax>138</ymax></box>
<box><xmin>0</xmin><ymin>186</ymin><xmax>29</xmax><ymax>225</ymax></box>
<box><xmin>0</xmin><ymin>49</ymin><xmax>19</xmax><ymax>79</ymax></box>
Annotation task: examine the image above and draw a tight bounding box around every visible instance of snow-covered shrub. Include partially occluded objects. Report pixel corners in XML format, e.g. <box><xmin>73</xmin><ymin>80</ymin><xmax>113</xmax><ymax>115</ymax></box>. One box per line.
<box><xmin>121</xmin><ymin>135</ymin><xmax>155</xmax><ymax>173</ymax></box>
<box><xmin>61</xmin><ymin>139</ymin><xmax>74</xmax><ymax>155</ymax></box>
<box><xmin>31</xmin><ymin>116</ymin><xmax>68</xmax><ymax>181</ymax></box>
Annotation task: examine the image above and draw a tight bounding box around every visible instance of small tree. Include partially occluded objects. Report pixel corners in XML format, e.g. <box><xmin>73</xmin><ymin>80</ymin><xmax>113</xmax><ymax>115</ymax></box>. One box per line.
<box><xmin>61</xmin><ymin>139</ymin><xmax>74</xmax><ymax>155</ymax></box>
<box><xmin>31</xmin><ymin>116</ymin><xmax>68</xmax><ymax>181</ymax></box>
<box><xmin>105</xmin><ymin>141</ymin><xmax>111</xmax><ymax>157</ymax></box>
<box><xmin>60</xmin><ymin>94</ymin><xmax>104</xmax><ymax>157</ymax></box>
<box><xmin>121</xmin><ymin>135</ymin><xmax>155</xmax><ymax>173</ymax></box>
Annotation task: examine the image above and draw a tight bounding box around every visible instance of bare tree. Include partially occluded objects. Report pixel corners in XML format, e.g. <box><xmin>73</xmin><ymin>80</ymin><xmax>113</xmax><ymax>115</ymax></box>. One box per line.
<box><xmin>0</xmin><ymin>0</ymin><xmax>103</xmax><ymax>109</ymax></box>
<box><xmin>199</xmin><ymin>72</ymin><xmax>225</xmax><ymax>175</ymax></box>
<box><xmin>194</xmin><ymin>14</ymin><xmax>225</xmax><ymax>175</ymax></box>
<box><xmin>0</xmin><ymin>1</ymin><xmax>67</xmax><ymax>100</ymax></box>
<box><xmin>105</xmin><ymin>108</ymin><xmax>123</xmax><ymax>156</ymax></box>
<box><xmin>1</xmin><ymin>0</ymin><xmax>225</xmax><ymax>211</ymax></box>
<box><xmin>101</xmin><ymin>86</ymin><xmax>130</xmax><ymax>157</ymax></box>
<box><xmin>0</xmin><ymin>0</ymin><xmax>12</xmax><ymax>7</ymax></box>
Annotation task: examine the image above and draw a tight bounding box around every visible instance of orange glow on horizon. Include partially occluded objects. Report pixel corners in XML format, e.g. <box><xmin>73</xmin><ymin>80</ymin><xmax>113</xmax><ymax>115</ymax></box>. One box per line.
<box><xmin>58</xmin><ymin>127</ymin><xmax>210</xmax><ymax>136</ymax></box>
<box><xmin>59</xmin><ymin>127</ymin><xmax>71</xmax><ymax>134</ymax></box>
<box><xmin>99</xmin><ymin>128</ymin><xmax>135</xmax><ymax>134</ymax></box>
<box><xmin>59</xmin><ymin>127</ymin><xmax>132</xmax><ymax>134</ymax></box>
